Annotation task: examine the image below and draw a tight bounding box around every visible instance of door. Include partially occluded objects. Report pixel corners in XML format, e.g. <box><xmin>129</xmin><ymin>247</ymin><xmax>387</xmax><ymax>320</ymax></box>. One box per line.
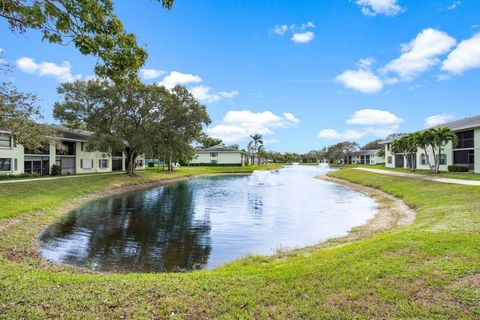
<box><xmin>469</xmin><ymin>150</ymin><xmax>475</xmax><ymax>171</ymax></box>
<box><xmin>112</xmin><ymin>159</ymin><xmax>123</xmax><ymax>171</ymax></box>
<box><xmin>395</xmin><ymin>154</ymin><xmax>404</xmax><ymax>168</ymax></box>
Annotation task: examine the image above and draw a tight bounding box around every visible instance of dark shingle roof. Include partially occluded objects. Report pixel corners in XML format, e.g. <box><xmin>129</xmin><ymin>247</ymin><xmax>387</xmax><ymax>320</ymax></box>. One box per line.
<box><xmin>53</xmin><ymin>126</ymin><xmax>93</xmax><ymax>141</ymax></box>
<box><xmin>354</xmin><ymin>149</ymin><xmax>381</xmax><ymax>156</ymax></box>
<box><xmin>430</xmin><ymin>115</ymin><xmax>480</xmax><ymax>131</ymax></box>
<box><xmin>196</xmin><ymin>145</ymin><xmax>244</xmax><ymax>152</ymax></box>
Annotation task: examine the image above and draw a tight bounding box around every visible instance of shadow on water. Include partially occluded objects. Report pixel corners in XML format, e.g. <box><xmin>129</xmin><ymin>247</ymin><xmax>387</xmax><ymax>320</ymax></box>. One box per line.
<box><xmin>39</xmin><ymin>165</ymin><xmax>377</xmax><ymax>273</ymax></box>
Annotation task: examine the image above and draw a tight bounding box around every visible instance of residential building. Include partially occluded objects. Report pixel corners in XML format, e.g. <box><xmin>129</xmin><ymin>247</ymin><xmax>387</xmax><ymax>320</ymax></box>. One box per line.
<box><xmin>0</xmin><ymin>127</ymin><xmax>145</xmax><ymax>176</ymax></box>
<box><xmin>351</xmin><ymin>149</ymin><xmax>384</xmax><ymax>165</ymax></box>
<box><xmin>384</xmin><ymin>115</ymin><xmax>480</xmax><ymax>173</ymax></box>
<box><xmin>189</xmin><ymin>145</ymin><xmax>250</xmax><ymax>166</ymax></box>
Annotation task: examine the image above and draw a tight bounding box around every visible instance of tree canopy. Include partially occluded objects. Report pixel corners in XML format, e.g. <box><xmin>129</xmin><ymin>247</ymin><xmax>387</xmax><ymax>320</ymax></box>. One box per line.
<box><xmin>1</xmin><ymin>0</ymin><xmax>174</xmax><ymax>83</ymax></box>
<box><xmin>53</xmin><ymin>80</ymin><xmax>210</xmax><ymax>175</ymax></box>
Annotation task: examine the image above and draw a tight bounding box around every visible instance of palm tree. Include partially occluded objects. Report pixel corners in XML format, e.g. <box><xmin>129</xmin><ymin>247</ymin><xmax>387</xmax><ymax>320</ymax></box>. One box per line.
<box><xmin>431</xmin><ymin>127</ymin><xmax>457</xmax><ymax>173</ymax></box>
<box><xmin>247</xmin><ymin>133</ymin><xmax>264</xmax><ymax>165</ymax></box>
<box><xmin>391</xmin><ymin>133</ymin><xmax>419</xmax><ymax>171</ymax></box>
<box><xmin>416</xmin><ymin>127</ymin><xmax>457</xmax><ymax>173</ymax></box>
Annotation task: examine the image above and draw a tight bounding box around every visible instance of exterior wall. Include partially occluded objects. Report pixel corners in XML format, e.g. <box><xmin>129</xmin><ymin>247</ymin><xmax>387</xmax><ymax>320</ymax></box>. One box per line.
<box><xmin>475</xmin><ymin>128</ymin><xmax>480</xmax><ymax>174</ymax></box>
<box><xmin>0</xmin><ymin>134</ymin><xmax>24</xmax><ymax>175</ymax></box>
<box><xmin>190</xmin><ymin>152</ymin><xmax>244</xmax><ymax>165</ymax></box>
<box><xmin>75</xmin><ymin>142</ymin><xmax>112</xmax><ymax>174</ymax></box>
<box><xmin>415</xmin><ymin>142</ymin><xmax>453</xmax><ymax>172</ymax></box>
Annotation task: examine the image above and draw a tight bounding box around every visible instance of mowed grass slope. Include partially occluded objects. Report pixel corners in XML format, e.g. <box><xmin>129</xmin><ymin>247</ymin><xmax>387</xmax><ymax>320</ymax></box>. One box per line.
<box><xmin>0</xmin><ymin>168</ymin><xmax>479</xmax><ymax>318</ymax></box>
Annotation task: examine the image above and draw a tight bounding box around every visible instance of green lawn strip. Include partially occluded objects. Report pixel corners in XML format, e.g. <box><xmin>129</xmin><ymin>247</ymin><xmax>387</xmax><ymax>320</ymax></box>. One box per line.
<box><xmin>332</xmin><ymin>163</ymin><xmax>480</xmax><ymax>181</ymax></box>
<box><xmin>0</xmin><ymin>168</ymin><xmax>479</xmax><ymax>318</ymax></box>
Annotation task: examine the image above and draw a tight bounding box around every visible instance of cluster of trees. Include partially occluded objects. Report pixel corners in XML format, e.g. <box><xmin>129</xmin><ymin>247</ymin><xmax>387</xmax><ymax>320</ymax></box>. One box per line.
<box><xmin>391</xmin><ymin>127</ymin><xmax>457</xmax><ymax>173</ymax></box>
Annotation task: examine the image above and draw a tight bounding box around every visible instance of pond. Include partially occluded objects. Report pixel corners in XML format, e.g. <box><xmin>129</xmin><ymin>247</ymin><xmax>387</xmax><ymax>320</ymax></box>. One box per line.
<box><xmin>38</xmin><ymin>166</ymin><xmax>377</xmax><ymax>273</ymax></box>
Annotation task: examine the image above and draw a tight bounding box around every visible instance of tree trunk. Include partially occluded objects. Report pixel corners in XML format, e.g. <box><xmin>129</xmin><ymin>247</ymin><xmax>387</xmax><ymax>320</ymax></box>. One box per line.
<box><xmin>168</xmin><ymin>155</ymin><xmax>173</xmax><ymax>172</ymax></box>
<box><xmin>127</xmin><ymin>151</ymin><xmax>137</xmax><ymax>176</ymax></box>
<box><xmin>423</xmin><ymin>147</ymin><xmax>435</xmax><ymax>173</ymax></box>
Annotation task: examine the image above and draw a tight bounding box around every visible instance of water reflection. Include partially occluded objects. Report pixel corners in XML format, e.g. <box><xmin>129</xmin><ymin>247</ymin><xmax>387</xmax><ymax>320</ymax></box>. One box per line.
<box><xmin>39</xmin><ymin>166</ymin><xmax>377</xmax><ymax>273</ymax></box>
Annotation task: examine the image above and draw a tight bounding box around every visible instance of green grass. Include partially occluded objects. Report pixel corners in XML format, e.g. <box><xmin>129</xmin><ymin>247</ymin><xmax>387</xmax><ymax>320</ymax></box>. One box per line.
<box><xmin>332</xmin><ymin>163</ymin><xmax>480</xmax><ymax>181</ymax></box>
<box><xmin>0</xmin><ymin>168</ymin><xmax>479</xmax><ymax>318</ymax></box>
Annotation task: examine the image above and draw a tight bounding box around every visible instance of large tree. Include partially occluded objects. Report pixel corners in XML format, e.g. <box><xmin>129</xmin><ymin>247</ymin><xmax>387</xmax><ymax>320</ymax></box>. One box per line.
<box><xmin>1</xmin><ymin>0</ymin><xmax>174</xmax><ymax>83</ymax></box>
<box><xmin>197</xmin><ymin>135</ymin><xmax>222</xmax><ymax>148</ymax></box>
<box><xmin>247</xmin><ymin>133</ymin><xmax>264</xmax><ymax>165</ymax></box>
<box><xmin>151</xmin><ymin>86</ymin><xmax>210</xmax><ymax>172</ymax></box>
<box><xmin>53</xmin><ymin>80</ymin><xmax>209</xmax><ymax>175</ymax></box>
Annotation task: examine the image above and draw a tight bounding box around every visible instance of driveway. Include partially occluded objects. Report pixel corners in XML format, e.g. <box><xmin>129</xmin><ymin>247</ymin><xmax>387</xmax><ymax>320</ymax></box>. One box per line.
<box><xmin>354</xmin><ymin>168</ymin><xmax>480</xmax><ymax>186</ymax></box>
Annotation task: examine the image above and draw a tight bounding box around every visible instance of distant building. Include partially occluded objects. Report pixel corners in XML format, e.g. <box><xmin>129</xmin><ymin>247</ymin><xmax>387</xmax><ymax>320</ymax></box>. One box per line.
<box><xmin>0</xmin><ymin>126</ymin><xmax>145</xmax><ymax>176</ymax></box>
<box><xmin>351</xmin><ymin>149</ymin><xmax>384</xmax><ymax>165</ymax></box>
<box><xmin>189</xmin><ymin>145</ymin><xmax>251</xmax><ymax>166</ymax></box>
<box><xmin>384</xmin><ymin>114</ymin><xmax>480</xmax><ymax>173</ymax></box>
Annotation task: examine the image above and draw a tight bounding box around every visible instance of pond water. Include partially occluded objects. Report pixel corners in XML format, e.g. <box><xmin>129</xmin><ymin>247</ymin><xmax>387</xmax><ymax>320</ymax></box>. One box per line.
<box><xmin>39</xmin><ymin>166</ymin><xmax>377</xmax><ymax>273</ymax></box>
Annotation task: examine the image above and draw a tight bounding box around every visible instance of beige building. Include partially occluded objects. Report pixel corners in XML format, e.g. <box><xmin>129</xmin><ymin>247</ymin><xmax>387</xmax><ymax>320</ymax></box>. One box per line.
<box><xmin>350</xmin><ymin>149</ymin><xmax>384</xmax><ymax>165</ymax></box>
<box><xmin>0</xmin><ymin>127</ymin><xmax>145</xmax><ymax>176</ymax></box>
<box><xmin>189</xmin><ymin>145</ymin><xmax>249</xmax><ymax>166</ymax></box>
<box><xmin>384</xmin><ymin>115</ymin><xmax>480</xmax><ymax>173</ymax></box>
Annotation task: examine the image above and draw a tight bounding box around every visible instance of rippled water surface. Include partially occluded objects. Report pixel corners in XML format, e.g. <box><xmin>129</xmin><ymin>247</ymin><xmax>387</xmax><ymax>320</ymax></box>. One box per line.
<box><xmin>39</xmin><ymin>166</ymin><xmax>377</xmax><ymax>272</ymax></box>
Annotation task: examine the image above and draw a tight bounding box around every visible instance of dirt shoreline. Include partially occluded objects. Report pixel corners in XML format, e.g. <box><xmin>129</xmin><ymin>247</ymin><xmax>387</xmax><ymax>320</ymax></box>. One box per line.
<box><xmin>310</xmin><ymin>175</ymin><xmax>416</xmax><ymax>248</ymax></box>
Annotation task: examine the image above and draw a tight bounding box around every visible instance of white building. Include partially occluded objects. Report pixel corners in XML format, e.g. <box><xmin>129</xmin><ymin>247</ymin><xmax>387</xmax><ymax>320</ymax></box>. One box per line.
<box><xmin>189</xmin><ymin>145</ymin><xmax>251</xmax><ymax>166</ymax></box>
<box><xmin>384</xmin><ymin>115</ymin><xmax>480</xmax><ymax>173</ymax></box>
<box><xmin>350</xmin><ymin>149</ymin><xmax>384</xmax><ymax>165</ymax></box>
<box><xmin>0</xmin><ymin>127</ymin><xmax>145</xmax><ymax>176</ymax></box>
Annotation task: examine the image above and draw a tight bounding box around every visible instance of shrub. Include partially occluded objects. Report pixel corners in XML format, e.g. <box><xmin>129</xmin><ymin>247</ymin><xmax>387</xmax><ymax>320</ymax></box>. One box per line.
<box><xmin>148</xmin><ymin>162</ymin><xmax>155</xmax><ymax>168</ymax></box>
<box><xmin>448</xmin><ymin>165</ymin><xmax>469</xmax><ymax>172</ymax></box>
<box><xmin>0</xmin><ymin>173</ymin><xmax>41</xmax><ymax>180</ymax></box>
<box><xmin>51</xmin><ymin>164</ymin><xmax>61</xmax><ymax>176</ymax></box>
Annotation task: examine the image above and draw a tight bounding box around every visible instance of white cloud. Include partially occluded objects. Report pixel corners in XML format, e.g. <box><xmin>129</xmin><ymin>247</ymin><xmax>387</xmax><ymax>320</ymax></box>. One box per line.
<box><xmin>447</xmin><ymin>1</ymin><xmax>461</xmax><ymax>10</ymax></box>
<box><xmin>336</xmin><ymin>59</ymin><xmax>383</xmax><ymax>93</ymax></box>
<box><xmin>381</xmin><ymin>28</ymin><xmax>456</xmax><ymax>81</ymax></box>
<box><xmin>140</xmin><ymin>68</ymin><xmax>165</xmax><ymax>80</ymax></box>
<box><xmin>273</xmin><ymin>25</ymin><xmax>289</xmax><ymax>36</ymax></box>
<box><xmin>356</xmin><ymin>0</ymin><xmax>403</xmax><ymax>16</ymax></box>
<box><xmin>16</xmin><ymin>57</ymin><xmax>81</xmax><ymax>82</ymax></box>
<box><xmin>208</xmin><ymin>110</ymin><xmax>299</xmax><ymax>143</ymax></box>
<box><xmin>301</xmin><ymin>21</ymin><xmax>315</xmax><ymax>29</ymax></box>
<box><xmin>336</xmin><ymin>69</ymin><xmax>383</xmax><ymax>93</ymax></box>
<box><xmin>291</xmin><ymin>31</ymin><xmax>315</xmax><ymax>44</ymax></box>
<box><xmin>190</xmin><ymin>85</ymin><xmax>238</xmax><ymax>104</ymax></box>
<box><xmin>158</xmin><ymin>71</ymin><xmax>202</xmax><ymax>89</ymax></box>
<box><xmin>442</xmin><ymin>33</ymin><xmax>480</xmax><ymax>74</ymax></box>
<box><xmin>283</xmin><ymin>112</ymin><xmax>300</xmax><ymax>124</ymax></box>
<box><xmin>317</xmin><ymin>129</ymin><xmax>366</xmax><ymax>140</ymax></box>
<box><xmin>318</xmin><ymin>108</ymin><xmax>402</xmax><ymax>141</ymax></box>
<box><xmin>424</xmin><ymin>113</ymin><xmax>457</xmax><ymax>128</ymax></box>
<box><xmin>346</xmin><ymin>108</ymin><xmax>403</xmax><ymax>126</ymax></box>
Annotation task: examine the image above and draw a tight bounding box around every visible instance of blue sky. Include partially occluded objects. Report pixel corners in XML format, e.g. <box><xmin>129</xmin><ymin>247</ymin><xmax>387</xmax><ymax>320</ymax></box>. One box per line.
<box><xmin>1</xmin><ymin>0</ymin><xmax>480</xmax><ymax>152</ymax></box>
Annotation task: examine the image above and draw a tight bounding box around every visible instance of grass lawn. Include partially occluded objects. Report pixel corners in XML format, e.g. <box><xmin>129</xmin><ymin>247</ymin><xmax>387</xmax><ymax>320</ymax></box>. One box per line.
<box><xmin>333</xmin><ymin>163</ymin><xmax>480</xmax><ymax>181</ymax></box>
<box><xmin>0</xmin><ymin>168</ymin><xmax>479</xmax><ymax>318</ymax></box>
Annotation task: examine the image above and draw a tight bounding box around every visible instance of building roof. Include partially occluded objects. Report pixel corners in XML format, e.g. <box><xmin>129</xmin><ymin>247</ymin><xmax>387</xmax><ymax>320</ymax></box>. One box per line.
<box><xmin>54</xmin><ymin>126</ymin><xmax>93</xmax><ymax>141</ymax></box>
<box><xmin>430</xmin><ymin>114</ymin><xmax>480</xmax><ymax>131</ymax></box>
<box><xmin>195</xmin><ymin>145</ymin><xmax>245</xmax><ymax>153</ymax></box>
<box><xmin>354</xmin><ymin>149</ymin><xmax>381</xmax><ymax>156</ymax></box>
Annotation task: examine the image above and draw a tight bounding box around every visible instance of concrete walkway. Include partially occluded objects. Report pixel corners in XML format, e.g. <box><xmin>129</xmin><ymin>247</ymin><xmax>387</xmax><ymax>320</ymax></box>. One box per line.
<box><xmin>354</xmin><ymin>168</ymin><xmax>480</xmax><ymax>186</ymax></box>
<box><xmin>0</xmin><ymin>171</ymin><xmax>124</xmax><ymax>185</ymax></box>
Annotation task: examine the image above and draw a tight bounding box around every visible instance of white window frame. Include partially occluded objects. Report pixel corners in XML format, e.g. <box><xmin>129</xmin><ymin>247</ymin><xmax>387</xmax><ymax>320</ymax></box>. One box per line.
<box><xmin>210</xmin><ymin>152</ymin><xmax>218</xmax><ymax>157</ymax></box>
<box><xmin>99</xmin><ymin>159</ymin><xmax>109</xmax><ymax>168</ymax></box>
<box><xmin>81</xmin><ymin>159</ymin><xmax>93</xmax><ymax>169</ymax></box>
<box><xmin>0</xmin><ymin>158</ymin><xmax>12</xmax><ymax>171</ymax></box>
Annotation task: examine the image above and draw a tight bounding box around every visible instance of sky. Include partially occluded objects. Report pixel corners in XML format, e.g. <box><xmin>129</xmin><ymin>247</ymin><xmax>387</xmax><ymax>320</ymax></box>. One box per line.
<box><xmin>1</xmin><ymin>0</ymin><xmax>480</xmax><ymax>152</ymax></box>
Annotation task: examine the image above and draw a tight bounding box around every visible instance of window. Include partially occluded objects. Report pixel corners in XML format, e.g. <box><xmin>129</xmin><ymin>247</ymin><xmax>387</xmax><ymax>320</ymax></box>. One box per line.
<box><xmin>14</xmin><ymin>158</ymin><xmax>17</xmax><ymax>171</ymax></box>
<box><xmin>210</xmin><ymin>160</ymin><xmax>218</xmax><ymax>165</ymax></box>
<box><xmin>387</xmin><ymin>156</ymin><xmax>392</xmax><ymax>164</ymax></box>
<box><xmin>421</xmin><ymin>154</ymin><xmax>427</xmax><ymax>165</ymax></box>
<box><xmin>0</xmin><ymin>158</ymin><xmax>12</xmax><ymax>171</ymax></box>
<box><xmin>387</xmin><ymin>143</ymin><xmax>391</xmax><ymax>151</ymax></box>
<box><xmin>210</xmin><ymin>152</ymin><xmax>218</xmax><ymax>157</ymax></box>
<box><xmin>81</xmin><ymin>159</ymin><xmax>93</xmax><ymax>169</ymax></box>
<box><xmin>438</xmin><ymin>154</ymin><xmax>447</xmax><ymax>165</ymax></box>
<box><xmin>99</xmin><ymin>159</ymin><xmax>109</xmax><ymax>168</ymax></box>
<box><xmin>0</xmin><ymin>133</ymin><xmax>11</xmax><ymax>148</ymax></box>
<box><xmin>136</xmin><ymin>160</ymin><xmax>143</xmax><ymax>167</ymax></box>
<box><xmin>456</xmin><ymin>130</ymin><xmax>474</xmax><ymax>149</ymax></box>
<box><xmin>56</xmin><ymin>141</ymin><xmax>76</xmax><ymax>155</ymax></box>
